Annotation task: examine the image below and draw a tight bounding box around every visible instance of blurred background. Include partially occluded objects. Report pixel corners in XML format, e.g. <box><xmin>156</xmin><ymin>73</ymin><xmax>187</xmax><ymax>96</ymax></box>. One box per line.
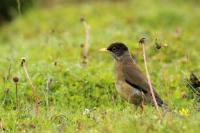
<box><xmin>0</xmin><ymin>0</ymin><xmax>122</xmax><ymax>25</ymax></box>
<box><xmin>1</xmin><ymin>0</ymin><xmax>200</xmax><ymax>25</ymax></box>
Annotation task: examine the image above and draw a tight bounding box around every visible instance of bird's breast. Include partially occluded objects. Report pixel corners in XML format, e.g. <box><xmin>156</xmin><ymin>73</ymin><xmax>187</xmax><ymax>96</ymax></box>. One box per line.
<box><xmin>114</xmin><ymin>61</ymin><xmax>141</xmax><ymax>103</ymax></box>
<box><xmin>115</xmin><ymin>80</ymin><xmax>140</xmax><ymax>97</ymax></box>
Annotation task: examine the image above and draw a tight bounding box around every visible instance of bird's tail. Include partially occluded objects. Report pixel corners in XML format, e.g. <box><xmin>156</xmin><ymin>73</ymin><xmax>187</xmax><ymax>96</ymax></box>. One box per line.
<box><xmin>155</xmin><ymin>97</ymin><xmax>171</xmax><ymax>113</ymax></box>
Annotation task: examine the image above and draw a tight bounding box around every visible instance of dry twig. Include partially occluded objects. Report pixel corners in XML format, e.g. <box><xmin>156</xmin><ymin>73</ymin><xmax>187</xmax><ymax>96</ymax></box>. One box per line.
<box><xmin>45</xmin><ymin>77</ymin><xmax>53</xmax><ymax>115</ymax></box>
<box><xmin>13</xmin><ymin>76</ymin><xmax>19</xmax><ymax>109</ymax></box>
<box><xmin>80</xmin><ymin>17</ymin><xmax>90</xmax><ymax>64</ymax></box>
<box><xmin>139</xmin><ymin>38</ymin><xmax>161</xmax><ymax>117</ymax></box>
<box><xmin>21</xmin><ymin>57</ymin><xmax>38</xmax><ymax>116</ymax></box>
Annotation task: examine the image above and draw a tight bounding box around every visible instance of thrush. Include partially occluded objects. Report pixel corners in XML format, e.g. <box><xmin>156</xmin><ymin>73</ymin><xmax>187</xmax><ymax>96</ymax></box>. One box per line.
<box><xmin>100</xmin><ymin>42</ymin><xmax>166</xmax><ymax>111</ymax></box>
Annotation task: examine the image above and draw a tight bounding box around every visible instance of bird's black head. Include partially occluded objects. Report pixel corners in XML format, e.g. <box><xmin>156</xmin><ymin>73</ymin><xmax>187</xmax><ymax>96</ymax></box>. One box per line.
<box><xmin>107</xmin><ymin>42</ymin><xmax>128</xmax><ymax>57</ymax></box>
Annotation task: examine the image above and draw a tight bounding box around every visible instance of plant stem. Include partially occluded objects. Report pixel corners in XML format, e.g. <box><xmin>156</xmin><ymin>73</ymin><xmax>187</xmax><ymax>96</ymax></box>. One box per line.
<box><xmin>21</xmin><ymin>58</ymin><xmax>38</xmax><ymax>116</ymax></box>
<box><xmin>15</xmin><ymin>83</ymin><xmax>18</xmax><ymax>109</ymax></box>
<box><xmin>141</xmin><ymin>44</ymin><xmax>161</xmax><ymax>117</ymax></box>
<box><xmin>16</xmin><ymin>0</ymin><xmax>21</xmax><ymax>15</ymax></box>
<box><xmin>81</xmin><ymin>18</ymin><xmax>90</xmax><ymax>63</ymax></box>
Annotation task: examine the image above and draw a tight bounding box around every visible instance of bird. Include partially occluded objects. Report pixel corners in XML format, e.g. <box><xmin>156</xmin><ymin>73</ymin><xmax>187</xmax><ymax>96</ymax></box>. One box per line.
<box><xmin>187</xmin><ymin>72</ymin><xmax>200</xmax><ymax>95</ymax></box>
<box><xmin>100</xmin><ymin>42</ymin><xmax>167</xmax><ymax>111</ymax></box>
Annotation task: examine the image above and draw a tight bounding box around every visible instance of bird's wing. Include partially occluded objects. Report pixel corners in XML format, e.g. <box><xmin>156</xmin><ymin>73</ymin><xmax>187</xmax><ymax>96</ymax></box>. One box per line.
<box><xmin>122</xmin><ymin>63</ymin><xmax>149</xmax><ymax>93</ymax></box>
<box><xmin>122</xmin><ymin>63</ymin><xmax>164</xmax><ymax>106</ymax></box>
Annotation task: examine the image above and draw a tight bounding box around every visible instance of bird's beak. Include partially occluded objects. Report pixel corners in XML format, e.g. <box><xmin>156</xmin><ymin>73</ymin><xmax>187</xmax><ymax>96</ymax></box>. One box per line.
<box><xmin>99</xmin><ymin>48</ymin><xmax>108</xmax><ymax>52</ymax></box>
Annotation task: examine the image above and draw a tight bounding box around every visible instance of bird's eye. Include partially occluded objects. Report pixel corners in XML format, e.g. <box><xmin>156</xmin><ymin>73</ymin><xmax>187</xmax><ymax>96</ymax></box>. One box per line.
<box><xmin>112</xmin><ymin>47</ymin><xmax>117</xmax><ymax>51</ymax></box>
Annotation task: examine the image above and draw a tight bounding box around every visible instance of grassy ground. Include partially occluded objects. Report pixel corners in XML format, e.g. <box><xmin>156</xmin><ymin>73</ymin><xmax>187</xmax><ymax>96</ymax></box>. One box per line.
<box><xmin>0</xmin><ymin>0</ymin><xmax>200</xmax><ymax>132</ymax></box>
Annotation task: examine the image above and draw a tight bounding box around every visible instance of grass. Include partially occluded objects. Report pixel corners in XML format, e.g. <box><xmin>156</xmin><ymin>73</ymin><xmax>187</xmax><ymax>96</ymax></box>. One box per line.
<box><xmin>0</xmin><ymin>0</ymin><xmax>200</xmax><ymax>132</ymax></box>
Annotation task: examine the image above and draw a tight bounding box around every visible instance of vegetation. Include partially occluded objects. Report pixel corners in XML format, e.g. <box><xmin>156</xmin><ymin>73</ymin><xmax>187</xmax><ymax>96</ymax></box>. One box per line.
<box><xmin>0</xmin><ymin>0</ymin><xmax>199</xmax><ymax>132</ymax></box>
<box><xmin>0</xmin><ymin>0</ymin><xmax>35</xmax><ymax>24</ymax></box>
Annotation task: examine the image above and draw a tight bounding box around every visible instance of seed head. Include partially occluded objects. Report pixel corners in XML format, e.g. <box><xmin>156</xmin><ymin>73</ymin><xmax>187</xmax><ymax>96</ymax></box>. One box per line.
<box><xmin>80</xmin><ymin>44</ymin><xmax>84</xmax><ymax>48</ymax></box>
<box><xmin>80</xmin><ymin>17</ymin><xmax>85</xmax><ymax>22</ymax></box>
<box><xmin>139</xmin><ymin>37</ymin><xmax>147</xmax><ymax>45</ymax></box>
<box><xmin>13</xmin><ymin>76</ymin><xmax>19</xmax><ymax>83</ymax></box>
<box><xmin>155</xmin><ymin>42</ymin><xmax>162</xmax><ymax>49</ymax></box>
<box><xmin>21</xmin><ymin>57</ymin><xmax>26</xmax><ymax>67</ymax></box>
<box><xmin>54</xmin><ymin>61</ymin><xmax>57</xmax><ymax>66</ymax></box>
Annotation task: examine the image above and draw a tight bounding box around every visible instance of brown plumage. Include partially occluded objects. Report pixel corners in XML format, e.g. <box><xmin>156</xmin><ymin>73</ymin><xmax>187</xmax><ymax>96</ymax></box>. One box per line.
<box><xmin>101</xmin><ymin>42</ymin><xmax>165</xmax><ymax>109</ymax></box>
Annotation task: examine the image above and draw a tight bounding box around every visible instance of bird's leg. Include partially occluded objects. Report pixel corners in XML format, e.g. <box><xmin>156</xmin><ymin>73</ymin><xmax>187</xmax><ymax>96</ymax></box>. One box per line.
<box><xmin>140</xmin><ymin>103</ymin><xmax>144</xmax><ymax>113</ymax></box>
<box><xmin>140</xmin><ymin>92</ymin><xmax>145</xmax><ymax>114</ymax></box>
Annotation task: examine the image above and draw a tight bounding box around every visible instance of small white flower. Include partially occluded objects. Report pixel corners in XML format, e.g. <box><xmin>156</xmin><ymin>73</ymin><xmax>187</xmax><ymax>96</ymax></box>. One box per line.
<box><xmin>83</xmin><ymin>108</ymin><xmax>90</xmax><ymax>115</ymax></box>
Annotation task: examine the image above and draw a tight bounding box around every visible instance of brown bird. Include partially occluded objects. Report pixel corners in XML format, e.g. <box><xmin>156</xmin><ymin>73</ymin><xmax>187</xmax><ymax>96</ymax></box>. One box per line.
<box><xmin>187</xmin><ymin>72</ymin><xmax>200</xmax><ymax>95</ymax></box>
<box><xmin>100</xmin><ymin>42</ymin><xmax>166</xmax><ymax>111</ymax></box>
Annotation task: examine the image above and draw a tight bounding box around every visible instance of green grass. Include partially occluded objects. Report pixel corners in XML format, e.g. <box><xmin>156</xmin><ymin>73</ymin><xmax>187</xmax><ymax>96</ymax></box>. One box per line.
<box><xmin>0</xmin><ymin>0</ymin><xmax>200</xmax><ymax>132</ymax></box>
